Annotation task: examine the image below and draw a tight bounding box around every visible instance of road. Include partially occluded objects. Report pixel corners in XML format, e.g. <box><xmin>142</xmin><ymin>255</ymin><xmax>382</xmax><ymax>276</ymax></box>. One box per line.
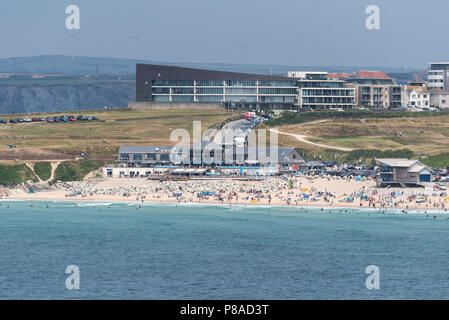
<box><xmin>213</xmin><ymin>118</ymin><xmax>260</xmax><ymax>145</ymax></box>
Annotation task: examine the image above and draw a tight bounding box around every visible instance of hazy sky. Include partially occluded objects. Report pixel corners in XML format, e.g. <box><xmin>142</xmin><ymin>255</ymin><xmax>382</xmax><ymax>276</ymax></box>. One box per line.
<box><xmin>1</xmin><ymin>0</ymin><xmax>448</xmax><ymax>68</ymax></box>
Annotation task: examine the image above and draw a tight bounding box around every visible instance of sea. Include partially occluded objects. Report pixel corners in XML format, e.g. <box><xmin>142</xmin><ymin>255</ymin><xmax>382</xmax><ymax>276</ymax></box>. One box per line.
<box><xmin>0</xmin><ymin>200</ymin><xmax>449</xmax><ymax>299</ymax></box>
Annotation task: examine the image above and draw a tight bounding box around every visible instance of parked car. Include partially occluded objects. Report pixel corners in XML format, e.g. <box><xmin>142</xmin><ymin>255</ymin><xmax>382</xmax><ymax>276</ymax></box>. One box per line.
<box><xmin>436</xmin><ymin>184</ymin><xmax>447</xmax><ymax>191</ymax></box>
<box><xmin>0</xmin><ymin>119</ymin><xmax>7</xmax><ymax>124</ymax></box>
<box><xmin>31</xmin><ymin>117</ymin><xmax>39</xmax><ymax>122</ymax></box>
<box><xmin>17</xmin><ymin>119</ymin><xmax>25</xmax><ymax>123</ymax></box>
<box><xmin>23</xmin><ymin>118</ymin><xmax>32</xmax><ymax>122</ymax></box>
<box><xmin>92</xmin><ymin>116</ymin><xmax>99</xmax><ymax>120</ymax></box>
<box><xmin>9</xmin><ymin>119</ymin><xmax>17</xmax><ymax>123</ymax></box>
<box><xmin>46</xmin><ymin>117</ymin><xmax>54</xmax><ymax>123</ymax></box>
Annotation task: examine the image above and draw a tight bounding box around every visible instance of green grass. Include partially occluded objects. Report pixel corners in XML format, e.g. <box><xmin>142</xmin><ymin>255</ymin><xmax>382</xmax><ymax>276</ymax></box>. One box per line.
<box><xmin>0</xmin><ymin>109</ymin><xmax>233</xmax><ymax>160</ymax></box>
<box><xmin>0</xmin><ymin>164</ymin><xmax>37</xmax><ymax>185</ymax></box>
<box><xmin>266</xmin><ymin>110</ymin><xmax>449</xmax><ymax>127</ymax></box>
<box><xmin>53</xmin><ymin>159</ymin><xmax>106</xmax><ymax>182</ymax></box>
<box><xmin>295</xmin><ymin>148</ymin><xmax>416</xmax><ymax>166</ymax></box>
<box><xmin>421</xmin><ymin>153</ymin><xmax>449</xmax><ymax>169</ymax></box>
<box><xmin>33</xmin><ymin>162</ymin><xmax>52</xmax><ymax>181</ymax></box>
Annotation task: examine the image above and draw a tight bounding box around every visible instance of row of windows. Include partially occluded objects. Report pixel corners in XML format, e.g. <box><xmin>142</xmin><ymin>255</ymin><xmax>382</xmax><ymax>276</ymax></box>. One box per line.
<box><xmin>303</xmin><ymin>104</ymin><xmax>355</xmax><ymax>109</ymax></box>
<box><xmin>197</xmin><ymin>87</ymin><xmax>223</xmax><ymax>94</ymax></box>
<box><xmin>302</xmin><ymin>97</ymin><xmax>354</xmax><ymax>103</ymax></box>
<box><xmin>198</xmin><ymin>96</ymin><xmax>223</xmax><ymax>102</ymax></box>
<box><xmin>154</xmin><ymin>87</ymin><xmax>297</xmax><ymax>95</ymax></box>
<box><xmin>260</xmin><ymin>96</ymin><xmax>296</xmax><ymax>103</ymax></box>
<box><xmin>152</xmin><ymin>95</ymin><xmax>170</xmax><ymax>102</ymax></box>
<box><xmin>152</xmin><ymin>87</ymin><xmax>170</xmax><ymax>94</ymax></box>
<box><xmin>428</xmin><ymin>71</ymin><xmax>444</xmax><ymax>75</ymax></box>
<box><xmin>429</xmin><ymin>64</ymin><xmax>449</xmax><ymax>70</ymax></box>
<box><xmin>173</xmin><ymin>95</ymin><xmax>194</xmax><ymax>102</ymax></box>
<box><xmin>226</xmin><ymin>88</ymin><xmax>257</xmax><ymax>94</ymax></box>
<box><xmin>152</xmin><ymin>80</ymin><xmax>194</xmax><ymax>86</ymax></box>
<box><xmin>120</xmin><ymin>153</ymin><xmax>170</xmax><ymax>161</ymax></box>
<box><xmin>259</xmin><ymin>88</ymin><xmax>297</xmax><ymax>95</ymax></box>
<box><xmin>172</xmin><ymin>87</ymin><xmax>194</xmax><ymax>94</ymax></box>
<box><xmin>151</xmin><ymin>79</ymin><xmax>298</xmax><ymax>87</ymax></box>
<box><xmin>259</xmin><ymin>80</ymin><xmax>297</xmax><ymax>86</ymax></box>
<box><xmin>299</xmin><ymin>81</ymin><xmax>346</xmax><ymax>88</ymax></box>
<box><xmin>151</xmin><ymin>95</ymin><xmax>297</xmax><ymax>103</ymax></box>
<box><xmin>302</xmin><ymin>89</ymin><xmax>354</xmax><ymax>96</ymax></box>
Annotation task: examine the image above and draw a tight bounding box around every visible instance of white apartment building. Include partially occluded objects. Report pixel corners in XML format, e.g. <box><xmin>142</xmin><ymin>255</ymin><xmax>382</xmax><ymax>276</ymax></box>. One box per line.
<box><xmin>428</xmin><ymin>62</ymin><xmax>449</xmax><ymax>91</ymax></box>
<box><xmin>430</xmin><ymin>90</ymin><xmax>449</xmax><ymax>109</ymax></box>
<box><xmin>286</xmin><ymin>71</ymin><xmax>356</xmax><ymax>109</ymax></box>
<box><xmin>404</xmin><ymin>87</ymin><xmax>430</xmax><ymax>109</ymax></box>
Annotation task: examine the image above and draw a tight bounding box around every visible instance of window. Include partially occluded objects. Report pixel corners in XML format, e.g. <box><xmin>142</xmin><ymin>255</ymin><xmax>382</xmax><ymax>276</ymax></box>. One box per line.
<box><xmin>196</xmin><ymin>80</ymin><xmax>223</xmax><ymax>86</ymax></box>
<box><xmin>172</xmin><ymin>95</ymin><xmax>194</xmax><ymax>102</ymax></box>
<box><xmin>120</xmin><ymin>153</ymin><xmax>130</xmax><ymax>160</ymax></box>
<box><xmin>152</xmin><ymin>95</ymin><xmax>170</xmax><ymax>102</ymax></box>
<box><xmin>133</xmin><ymin>154</ymin><xmax>142</xmax><ymax>161</ymax></box>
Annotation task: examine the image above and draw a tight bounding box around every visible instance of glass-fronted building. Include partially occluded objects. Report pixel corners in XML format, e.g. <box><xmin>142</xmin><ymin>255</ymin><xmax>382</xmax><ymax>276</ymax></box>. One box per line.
<box><xmin>287</xmin><ymin>71</ymin><xmax>356</xmax><ymax>109</ymax></box>
<box><xmin>136</xmin><ymin>64</ymin><xmax>298</xmax><ymax>110</ymax></box>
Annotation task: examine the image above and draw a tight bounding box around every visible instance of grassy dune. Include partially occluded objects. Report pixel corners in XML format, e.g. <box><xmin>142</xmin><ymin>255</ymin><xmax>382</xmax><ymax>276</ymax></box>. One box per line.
<box><xmin>0</xmin><ymin>109</ymin><xmax>233</xmax><ymax>161</ymax></box>
<box><xmin>269</xmin><ymin>115</ymin><xmax>449</xmax><ymax>167</ymax></box>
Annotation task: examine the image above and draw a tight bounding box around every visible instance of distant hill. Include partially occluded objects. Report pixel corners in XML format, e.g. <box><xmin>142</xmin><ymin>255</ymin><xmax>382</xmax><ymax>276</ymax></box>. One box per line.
<box><xmin>0</xmin><ymin>55</ymin><xmax>423</xmax><ymax>76</ymax></box>
<box><xmin>0</xmin><ymin>74</ymin><xmax>134</xmax><ymax>114</ymax></box>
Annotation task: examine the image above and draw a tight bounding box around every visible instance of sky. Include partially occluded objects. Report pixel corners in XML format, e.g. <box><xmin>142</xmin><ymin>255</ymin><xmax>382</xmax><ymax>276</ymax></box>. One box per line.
<box><xmin>0</xmin><ymin>0</ymin><xmax>448</xmax><ymax>68</ymax></box>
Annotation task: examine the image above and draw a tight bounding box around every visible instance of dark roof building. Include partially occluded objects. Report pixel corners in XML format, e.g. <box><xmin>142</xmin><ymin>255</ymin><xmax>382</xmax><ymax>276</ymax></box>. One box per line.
<box><xmin>135</xmin><ymin>64</ymin><xmax>299</xmax><ymax>110</ymax></box>
<box><xmin>117</xmin><ymin>145</ymin><xmax>304</xmax><ymax>167</ymax></box>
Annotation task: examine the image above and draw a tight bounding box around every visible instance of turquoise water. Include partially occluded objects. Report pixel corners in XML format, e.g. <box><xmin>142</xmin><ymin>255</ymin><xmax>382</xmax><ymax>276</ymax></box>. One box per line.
<box><xmin>1</xmin><ymin>200</ymin><xmax>449</xmax><ymax>299</ymax></box>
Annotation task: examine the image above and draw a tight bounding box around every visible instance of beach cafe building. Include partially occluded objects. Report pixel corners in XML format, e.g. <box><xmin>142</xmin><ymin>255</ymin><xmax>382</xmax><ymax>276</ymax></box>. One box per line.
<box><xmin>101</xmin><ymin>145</ymin><xmax>305</xmax><ymax>178</ymax></box>
<box><xmin>375</xmin><ymin>158</ymin><xmax>433</xmax><ymax>187</ymax></box>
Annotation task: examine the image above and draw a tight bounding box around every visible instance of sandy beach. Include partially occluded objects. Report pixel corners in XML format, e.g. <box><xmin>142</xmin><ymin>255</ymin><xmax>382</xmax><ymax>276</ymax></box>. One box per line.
<box><xmin>2</xmin><ymin>176</ymin><xmax>448</xmax><ymax>212</ymax></box>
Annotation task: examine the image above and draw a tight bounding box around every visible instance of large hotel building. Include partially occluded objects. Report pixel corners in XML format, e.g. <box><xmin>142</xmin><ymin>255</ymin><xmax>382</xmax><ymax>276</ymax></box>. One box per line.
<box><xmin>135</xmin><ymin>63</ymin><xmax>299</xmax><ymax>110</ymax></box>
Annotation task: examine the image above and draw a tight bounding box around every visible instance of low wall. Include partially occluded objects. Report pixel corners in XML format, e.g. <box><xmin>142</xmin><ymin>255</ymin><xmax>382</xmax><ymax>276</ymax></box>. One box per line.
<box><xmin>128</xmin><ymin>102</ymin><xmax>222</xmax><ymax>111</ymax></box>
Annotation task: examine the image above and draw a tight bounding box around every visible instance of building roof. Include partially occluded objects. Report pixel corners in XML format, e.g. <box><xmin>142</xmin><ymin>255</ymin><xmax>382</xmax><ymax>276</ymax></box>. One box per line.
<box><xmin>327</xmin><ymin>73</ymin><xmax>351</xmax><ymax>79</ymax></box>
<box><xmin>328</xmin><ymin>71</ymin><xmax>392</xmax><ymax>80</ymax></box>
<box><xmin>406</xmin><ymin>87</ymin><xmax>429</xmax><ymax>95</ymax></box>
<box><xmin>136</xmin><ymin>63</ymin><xmax>293</xmax><ymax>82</ymax></box>
<box><xmin>355</xmin><ymin>71</ymin><xmax>391</xmax><ymax>79</ymax></box>
<box><xmin>118</xmin><ymin>145</ymin><xmax>305</xmax><ymax>163</ymax></box>
<box><xmin>375</xmin><ymin>158</ymin><xmax>421</xmax><ymax>167</ymax></box>
<box><xmin>408</xmin><ymin>165</ymin><xmax>430</xmax><ymax>173</ymax></box>
<box><xmin>118</xmin><ymin>146</ymin><xmax>176</xmax><ymax>153</ymax></box>
<box><xmin>429</xmin><ymin>88</ymin><xmax>449</xmax><ymax>95</ymax></box>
